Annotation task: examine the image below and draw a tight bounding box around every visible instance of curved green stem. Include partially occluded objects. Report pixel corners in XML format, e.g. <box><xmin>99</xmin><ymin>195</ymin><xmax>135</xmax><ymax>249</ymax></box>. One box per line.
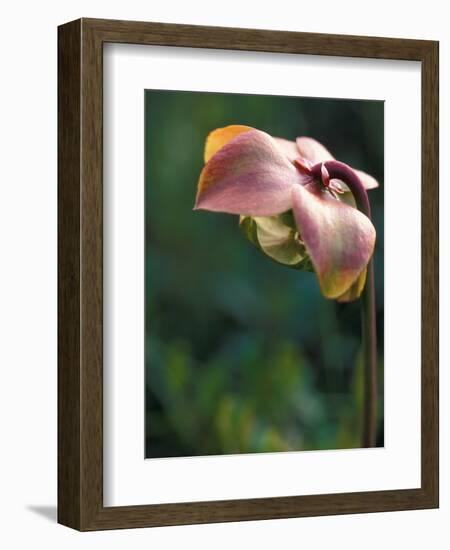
<box><xmin>311</xmin><ymin>160</ymin><xmax>378</xmax><ymax>448</ymax></box>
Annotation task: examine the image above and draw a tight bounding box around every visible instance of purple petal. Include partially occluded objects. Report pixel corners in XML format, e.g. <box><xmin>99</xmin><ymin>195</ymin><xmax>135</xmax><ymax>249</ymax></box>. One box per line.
<box><xmin>195</xmin><ymin>130</ymin><xmax>307</xmax><ymax>216</ymax></box>
<box><xmin>291</xmin><ymin>184</ymin><xmax>376</xmax><ymax>299</ymax></box>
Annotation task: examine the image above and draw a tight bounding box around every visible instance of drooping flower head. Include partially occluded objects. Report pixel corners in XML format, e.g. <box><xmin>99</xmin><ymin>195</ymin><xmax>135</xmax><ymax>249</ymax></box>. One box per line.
<box><xmin>194</xmin><ymin>125</ymin><xmax>378</xmax><ymax>302</ymax></box>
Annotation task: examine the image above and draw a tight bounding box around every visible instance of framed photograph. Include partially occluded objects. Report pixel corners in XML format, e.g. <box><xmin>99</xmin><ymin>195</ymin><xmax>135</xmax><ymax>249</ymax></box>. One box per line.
<box><xmin>58</xmin><ymin>18</ymin><xmax>439</xmax><ymax>530</ymax></box>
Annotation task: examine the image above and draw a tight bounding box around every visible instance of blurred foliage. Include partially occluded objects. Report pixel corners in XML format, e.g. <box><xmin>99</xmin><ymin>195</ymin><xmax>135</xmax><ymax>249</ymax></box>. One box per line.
<box><xmin>145</xmin><ymin>90</ymin><xmax>384</xmax><ymax>458</ymax></box>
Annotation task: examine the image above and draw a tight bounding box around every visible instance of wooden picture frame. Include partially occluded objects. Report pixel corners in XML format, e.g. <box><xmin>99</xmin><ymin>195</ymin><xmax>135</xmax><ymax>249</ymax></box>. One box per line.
<box><xmin>58</xmin><ymin>17</ymin><xmax>439</xmax><ymax>530</ymax></box>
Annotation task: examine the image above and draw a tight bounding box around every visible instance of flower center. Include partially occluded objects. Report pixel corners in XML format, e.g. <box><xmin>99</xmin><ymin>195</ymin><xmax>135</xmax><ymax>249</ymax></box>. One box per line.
<box><xmin>293</xmin><ymin>156</ymin><xmax>312</xmax><ymax>176</ymax></box>
<box><xmin>317</xmin><ymin>163</ymin><xmax>345</xmax><ymax>198</ymax></box>
<box><xmin>293</xmin><ymin>158</ymin><xmax>346</xmax><ymax>199</ymax></box>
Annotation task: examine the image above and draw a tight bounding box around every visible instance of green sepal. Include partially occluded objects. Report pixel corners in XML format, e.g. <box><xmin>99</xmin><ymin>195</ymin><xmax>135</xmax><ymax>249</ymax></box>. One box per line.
<box><xmin>239</xmin><ymin>211</ymin><xmax>314</xmax><ymax>272</ymax></box>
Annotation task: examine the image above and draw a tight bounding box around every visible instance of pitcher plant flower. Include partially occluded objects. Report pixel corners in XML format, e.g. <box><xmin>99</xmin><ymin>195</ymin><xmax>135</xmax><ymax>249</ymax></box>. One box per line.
<box><xmin>194</xmin><ymin>125</ymin><xmax>379</xmax><ymax>302</ymax></box>
<box><xmin>194</xmin><ymin>123</ymin><xmax>380</xmax><ymax>448</ymax></box>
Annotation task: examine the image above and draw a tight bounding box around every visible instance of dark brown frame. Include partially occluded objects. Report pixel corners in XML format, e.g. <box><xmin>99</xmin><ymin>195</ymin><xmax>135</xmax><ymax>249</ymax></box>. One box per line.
<box><xmin>58</xmin><ymin>17</ymin><xmax>439</xmax><ymax>531</ymax></box>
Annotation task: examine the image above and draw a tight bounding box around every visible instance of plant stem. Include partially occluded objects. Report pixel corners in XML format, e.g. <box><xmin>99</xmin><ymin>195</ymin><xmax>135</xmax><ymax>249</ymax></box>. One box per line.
<box><xmin>362</xmin><ymin>257</ymin><xmax>377</xmax><ymax>447</ymax></box>
<box><xmin>311</xmin><ymin>160</ymin><xmax>378</xmax><ymax>447</ymax></box>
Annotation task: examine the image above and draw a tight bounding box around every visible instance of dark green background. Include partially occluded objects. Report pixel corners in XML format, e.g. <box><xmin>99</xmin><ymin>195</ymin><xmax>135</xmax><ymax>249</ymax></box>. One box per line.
<box><xmin>145</xmin><ymin>90</ymin><xmax>384</xmax><ymax>458</ymax></box>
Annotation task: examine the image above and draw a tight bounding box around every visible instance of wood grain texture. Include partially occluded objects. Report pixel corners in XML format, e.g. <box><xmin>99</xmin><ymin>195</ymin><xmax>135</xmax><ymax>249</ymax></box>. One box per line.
<box><xmin>420</xmin><ymin>40</ymin><xmax>439</xmax><ymax>506</ymax></box>
<box><xmin>57</xmin><ymin>19</ymin><xmax>82</xmax><ymax>530</ymax></box>
<box><xmin>58</xmin><ymin>18</ymin><xmax>439</xmax><ymax>531</ymax></box>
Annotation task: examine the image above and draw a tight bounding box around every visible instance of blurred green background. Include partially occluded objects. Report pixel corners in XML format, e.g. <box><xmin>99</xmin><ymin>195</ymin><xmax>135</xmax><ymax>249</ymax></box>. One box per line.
<box><xmin>145</xmin><ymin>90</ymin><xmax>384</xmax><ymax>458</ymax></box>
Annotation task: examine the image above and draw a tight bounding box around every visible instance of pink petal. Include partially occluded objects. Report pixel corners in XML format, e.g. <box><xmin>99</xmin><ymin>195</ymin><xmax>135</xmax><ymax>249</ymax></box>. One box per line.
<box><xmin>296</xmin><ymin>137</ymin><xmax>334</xmax><ymax>164</ymax></box>
<box><xmin>195</xmin><ymin>130</ymin><xmax>307</xmax><ymax>216</ymax></box>
<box><xmin>273</xmin><ymin>137</ymin><xmax>301</xmax><ymax>162</ymax></box>
<box><xmin>354</xmin><ymin>169</ymin><xmax>379</xmax><ymax>190</ymax></box>
<box><xmin>291</xmin><ymin>184</ymin><xmax>376</xmax><ymax>299</ymax></box>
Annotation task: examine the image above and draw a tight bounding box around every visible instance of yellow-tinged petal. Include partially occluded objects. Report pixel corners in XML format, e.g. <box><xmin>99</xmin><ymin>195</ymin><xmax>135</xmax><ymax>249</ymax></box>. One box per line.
<box><xmin>336</xmin><ymin>268</ymin><xmax>367</xmax><ymax>302</ymax></box>
<box><xmin>195</xmin><ymin>130</ymin><xmax>307</xmax><ymax>216</ymax></box>
<box><xmin>291</xmin><ymin>183</ymin><xmax>376</xmax><ymax>299</ymax></box>
<box><xmin>204</xmin><ymin>125</ymin><xmax>253</xmax><ymax>163</ymax></box>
